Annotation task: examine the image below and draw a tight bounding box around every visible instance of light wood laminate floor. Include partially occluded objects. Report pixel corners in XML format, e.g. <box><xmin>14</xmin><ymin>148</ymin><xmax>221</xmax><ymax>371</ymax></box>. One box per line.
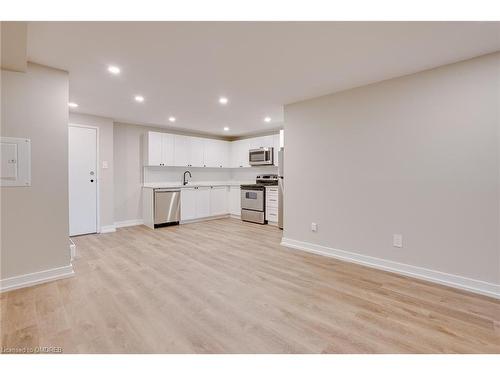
<box><xmin>1</xmin><ymin>218</ymin><xmax>499</xmax><ymax>353</ymax></box>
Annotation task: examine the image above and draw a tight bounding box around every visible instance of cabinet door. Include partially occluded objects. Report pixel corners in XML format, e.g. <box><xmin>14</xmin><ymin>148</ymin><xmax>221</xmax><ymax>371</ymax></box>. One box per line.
<box><xmin>229</xmin><ymin>186</ymin><xmax>241</xmax><ymax>215</ymax></box>
<box><xmin>273</xmin><ymin>133</ymin><xmax>280</xmax><ymax>166</ymax></box>
<box><xmin>217</xmin><ymin>140</ymin><xmax>229</xmax><ymax>168</ymax></box>
<box><xmin>210</xmin><ymin>186</ymin><xmax>228</xmax><ymax>216</ymax></box>
<box><xmin>195</xmin><ymin>187</ymin><xmax>211</xmax><ymax>218</ymax></box>
<box><xmin>248</xmin><ymin>136</ymin><xmax>263</xmax><ymax>150</ymax></box>
<box><xmin>147</xmin><ymin>132</ymin><xmax>163</xmax><ymax>166</ymax></box>
<box><xmin>180</xmin><ymin>188</ymin><xmax>197</xmax><ymax>221</ymax></box>
<box><xmin>229</xmin><ymin>140</ymin><xmax>240</xmax><ymax>168</ymax></box>
<box><xmin>190</xmin><ymin>137</ymin><xmax>205</xmax><ymax>167</ymax></box>
<box><xmin>204</xmin><ymin>139</ymin><xmax>229</xmax><ymax>168</ymax></box>
<box><xmin>260</xmin><ymin>135</ymin><xmax>274</xmax><ymax>148</ymax></box>
<box><xmin>203</xmin><ymin>138</ymin><xmax>218</xmax><ymax>167</ymax></box>
<box><xmin>174</xmin><ymin>135</ymin><xmax>190</xmax><ymax>167</ymax></box>
<box><xmin>162</xmin><ymin>133</ymin><xmax>175</xmax><ymax>166</ymax></box>
<box><xmin>238</xmin><ymin>139</ymin><xmax>250</xmax><ymax>168</ymax></box>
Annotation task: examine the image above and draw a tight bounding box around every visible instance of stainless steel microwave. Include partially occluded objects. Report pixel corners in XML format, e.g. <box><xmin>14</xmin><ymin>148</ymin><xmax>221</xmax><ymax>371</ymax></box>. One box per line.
<box><xmin>249</xmin><ymin>147</ymin><xmax>274</xmax><ymax>166</ymax></box>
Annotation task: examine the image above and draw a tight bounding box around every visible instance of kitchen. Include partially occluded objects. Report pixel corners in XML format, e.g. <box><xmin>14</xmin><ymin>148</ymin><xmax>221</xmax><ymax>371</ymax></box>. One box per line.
<box><xmin>141</xmin><ymin>130</ymin><xmax>284</xmax><ymax>229</ymax></box>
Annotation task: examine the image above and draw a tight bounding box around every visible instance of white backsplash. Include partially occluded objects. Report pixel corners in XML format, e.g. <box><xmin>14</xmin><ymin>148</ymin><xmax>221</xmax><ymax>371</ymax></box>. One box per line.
<box><xmin>230</xmin><ymin>166</ymin><xmax>278</xmax><ymax>182</ymax></box>
<box><xmin>144</xmin><ymin>165</ymin><xmax>278</xmax><ymax>185</ymax></box>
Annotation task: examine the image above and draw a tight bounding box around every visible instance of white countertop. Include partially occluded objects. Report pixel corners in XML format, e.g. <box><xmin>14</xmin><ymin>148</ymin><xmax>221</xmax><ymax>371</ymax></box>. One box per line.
<box><xmin>143</xmin><ymin>181</ymin><xmax>253</xmax><ymax>189</ymax></box>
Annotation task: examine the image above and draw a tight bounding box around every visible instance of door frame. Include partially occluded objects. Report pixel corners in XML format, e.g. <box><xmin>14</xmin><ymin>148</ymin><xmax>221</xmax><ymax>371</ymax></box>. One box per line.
<box><xmin>68</xmin><ymin>123</ymin><xmax>100</xmax><ymax>234</ymax></box>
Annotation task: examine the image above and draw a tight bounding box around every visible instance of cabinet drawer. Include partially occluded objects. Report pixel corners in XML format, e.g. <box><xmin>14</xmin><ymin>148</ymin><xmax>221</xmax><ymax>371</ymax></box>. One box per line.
<box><xmin>266</xmin><ymin>206</ymin><xmax>278</xmax><ymax>215</ymax></box>
<box><xmin>266</xmin><ymin>210</ymin><xmax>278</xmax><ymax>222</ymax></box>
<box><xmin>266</xmin><ymin>187</ymin><xmax>278</xmax><ymax>194</ymax></box>
<box><xmin>266</xmin><ymin>192</ymin><xmax>278</xmax><ymax>199</ymax></box>
<box><xmin>266</xmin><ymin>199</ymin><xmax>278</xmax><ymax>210</ymax></box>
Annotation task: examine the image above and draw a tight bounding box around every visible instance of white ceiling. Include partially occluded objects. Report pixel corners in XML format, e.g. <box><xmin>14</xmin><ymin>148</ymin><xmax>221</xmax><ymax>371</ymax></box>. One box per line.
<box><xmin>27</xmin><ymin>22</ymin><xmax>500</xmax><ymax>137</ymax></box>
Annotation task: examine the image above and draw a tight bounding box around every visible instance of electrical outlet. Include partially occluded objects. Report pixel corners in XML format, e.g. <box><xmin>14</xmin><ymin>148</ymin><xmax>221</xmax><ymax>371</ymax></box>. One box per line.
<box><xmin>393</xmin><ymin>234</ymin><xmax>403</xmax><ymax>248</ymax></box>
<box><xmin>311</xmin><ymin>222</ymin><xmax>318</xmax><ymax>232</ymax></box>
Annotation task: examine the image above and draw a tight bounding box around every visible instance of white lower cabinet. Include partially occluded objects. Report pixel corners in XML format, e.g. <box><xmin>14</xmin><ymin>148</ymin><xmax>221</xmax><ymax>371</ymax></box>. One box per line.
<box><xmin>196</xmin><ymin>187</ymin><xmax>211</xmax><ymax>218</ymax></box>
<box><xmin>180</xmin><ymin>188</ymin><xmax>197</xmax><ymax>221</ymax></box>
<box><xmin>265</xmin><ymin>186</ymin><xmax>279</xmax><ymax>223</ymax></box>
<box><xmin>180</xmin><ymin>185</ymin><xmax>229</xmax><ymax>222</ymax></box>
<box><xmin>229</xmin><ymin>186</ymin><xmax>241</xmax><ymax>216</ymax></box>
<box><xmin>210</xmin><ymin>186</ymin><xmax>228</xmax><ymax>216</ymax></box>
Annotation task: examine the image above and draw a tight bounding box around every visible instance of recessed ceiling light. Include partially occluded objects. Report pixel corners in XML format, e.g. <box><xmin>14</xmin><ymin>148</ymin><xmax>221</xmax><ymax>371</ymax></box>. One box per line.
<box><xmin>219</xmin><ymin>97</ymin><xmax>228</xmax><ymax>105</ymax></box>
<box><xmin>169</xmin><ymin>116</ymin><xmax>176</xmax><ymax>123</ymax></box>
<box><xmin>223</xmin><ymin>126</ymin><xmax>230</xmax><ymax>131</ymax></box>
<box><xmin>134</xmin><ymin>95</ymin><xmax>145</xmax><ymax>103</ymax></box>
<box><xmin>264</xmin><ymin>116</ymin><xmax>271</xmax><ymax>123</ymax></box>
<box><xmin>107</xmin><ymin>65</ymin><xmax>121</xmax><ymax>75</ymax></box>
<box><xmin>68</xmin><ymin>102</ymin><xmax>78</xmax><ymax>108</ymax></box>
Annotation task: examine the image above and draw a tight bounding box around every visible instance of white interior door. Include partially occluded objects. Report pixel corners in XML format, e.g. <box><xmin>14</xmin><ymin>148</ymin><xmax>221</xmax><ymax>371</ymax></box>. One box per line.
<box><xmin>69</xmin><ymin>126</ymin><xmax>97</xmax><ymax>236</ymax></box>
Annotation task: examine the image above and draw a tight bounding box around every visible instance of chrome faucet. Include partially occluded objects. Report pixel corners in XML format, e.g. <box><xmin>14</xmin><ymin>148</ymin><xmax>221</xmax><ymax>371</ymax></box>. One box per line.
<box><xmin>183</xmin><ymin>170</ymin><xmax>192</xmax><ymax>185</ymax></box>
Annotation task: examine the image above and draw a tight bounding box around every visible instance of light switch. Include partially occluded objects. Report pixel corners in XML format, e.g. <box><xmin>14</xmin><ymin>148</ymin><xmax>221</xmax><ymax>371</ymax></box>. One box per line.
<box><xmin>102</xmin><ymin>161</ymin><xmax>108</xmax><ymax>169</ymax></box>
<box><xmin>393</xmin><ymin>234</ymin><xmax>403</xmax><ymax>248</ymax></box>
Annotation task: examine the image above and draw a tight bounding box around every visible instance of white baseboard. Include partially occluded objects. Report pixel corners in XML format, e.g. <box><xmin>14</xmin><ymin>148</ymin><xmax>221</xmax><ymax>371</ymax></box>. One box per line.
<box><xmin>100</xmin><ymin>224</ymin><xmax>117</xmax><ymax>233</ymax></box>
<box><xmin>181</xmin><ymin>214</ymin><xmax>230</xmax><ymax>225</ymax></box>
<box><xmin>114</xmin><ymin>219</ymin><xmax>144</xmax><ymax>228</ymax></box>
<box><xmin>281</xmin><ymin>238</ymin><xmax>500</xmax><ymax>300</ymax></box>
<box><xmin>0</xmin><ymin>264</ymin><xmax>75</xmax><ymax>293</ymax></box>
<box><xmin>229</xmin><ymin>214</ymin><xmax>241</xmax><ymax>219</ymax></box>
<box><xmin>69</xmin><ymin>238</ymin><xmax>76</xmax><ymax>260</ymax></box>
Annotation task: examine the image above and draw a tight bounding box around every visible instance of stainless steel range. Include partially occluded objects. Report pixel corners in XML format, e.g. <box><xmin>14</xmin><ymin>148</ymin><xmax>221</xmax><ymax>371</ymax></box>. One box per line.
<box><xmin>240</xmin><ymin>174</ymin><xmax>278</xmax><ymax>224</ymax></box>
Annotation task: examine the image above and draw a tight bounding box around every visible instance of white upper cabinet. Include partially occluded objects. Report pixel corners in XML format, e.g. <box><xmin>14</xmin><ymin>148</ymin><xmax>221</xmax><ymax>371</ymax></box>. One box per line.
<box><xmin>229</xmin><ymin>140</ymin><xmax>241</xmax><ymax>168</ymax></box>
<box><xmin>190</xmin><ymin>137</ymin><xmax>205</xmax><ymax>167</ymax></box>
<box><xmin>173</xmin><ymin>135</ymin><xmax>190</xmax><ymax>167</ymax></box>
<box><xmin>230</xmin><ymin>139</ymin><xmax>251</xmax><ymax>168</ymax></box>
<box><xmin>273</xmin><ymin>133</ymin><xmax>280</xmax><ymax>165</ymax></box>
<box><xmin>162</xmin><ymin>133</ymin><xmax>175</xmax><ymax>166</ymax></box>
<box><xmin>145</xmin><ymin>131</ymin><xmax>175</xmax><ymax>166</ymax></box>
<box><xmin>146</xmin><ymin>131</ymin><xmax>279</xmax><ymax>169</ymax></box>
<box><xmin>259</xmin><ymin>135</ymin><xmax>275</xmax><ymax>149</ymax></box>
<box><xmin>203</xmin><ymin>139</ymin><xmax>217</xmax><ymax>167</ymax></box>
<box><xmin>174</xmin><ymin>135</ymin><xmax>204</xmax><ymax>167</ymax></box>
<box><xmin>146</xmin><ymin>132</ymin><xmax>163</xmax><ymax>166</ymax></box>
<box><xmin>204</xmin><ymin>139</ymin><xmax>229</xmax><ymax>168</ymax></box>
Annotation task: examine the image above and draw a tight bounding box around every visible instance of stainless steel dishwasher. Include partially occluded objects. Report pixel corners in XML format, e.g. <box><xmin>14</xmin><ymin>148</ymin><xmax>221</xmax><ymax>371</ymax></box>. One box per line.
<box><xmin>154</xmin><ymin>189</ymin><xmax>181</xmax><ymax>228</ymax></box>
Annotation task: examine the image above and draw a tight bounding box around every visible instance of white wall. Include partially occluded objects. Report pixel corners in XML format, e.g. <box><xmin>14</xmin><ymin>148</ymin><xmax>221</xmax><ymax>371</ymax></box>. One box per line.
<box><xmin>69</xmin><ymin>113</ymin><xmax>114</xmax><ymax>228</ymax></box>
<box><xmin>283</xmin><ymin>52</ymin><xmax>500</xmax><ymax>286</ymax></box>
<box><xmin>0</xmin><ymin>22</ymin><xmax>27</xmax><ymax>72</ymax></box>
<box><xmin>1</xmin><ymin>63</ymin><xmax>70</xmax><ymax>279</ymax></box>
